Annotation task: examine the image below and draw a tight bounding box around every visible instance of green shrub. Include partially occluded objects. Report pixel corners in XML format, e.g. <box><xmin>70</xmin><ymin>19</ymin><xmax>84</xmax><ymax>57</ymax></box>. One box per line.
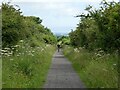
<box><xmin>63</xmin><ymin>46</ymin><xmax>118</xmax><ymax>88</ymax></box>
<box><xmin>2</xmin><ymin>42</ymin><xmax>55</xmax><ymax>88</ymax></box>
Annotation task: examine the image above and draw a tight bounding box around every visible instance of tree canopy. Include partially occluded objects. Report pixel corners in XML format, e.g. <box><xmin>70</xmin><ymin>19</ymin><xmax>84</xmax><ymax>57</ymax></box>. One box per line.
<box><xmin>69</xmin><ymin>0</ymin><xmax>120</xmax><ymax>52</ymax></box>
<box><xmin>2</xmin><ymin>3</ymin><xmax>57</xmax><ymax>48</ymax></box>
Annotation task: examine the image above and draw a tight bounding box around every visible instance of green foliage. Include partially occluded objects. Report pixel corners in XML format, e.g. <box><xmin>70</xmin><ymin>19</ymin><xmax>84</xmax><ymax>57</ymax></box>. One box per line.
<box><xmin>57</xmin><ymin>36</ymin><xmax>70</xmax><ymax>45</ymax></box>
<box><xmin>63</xmin><ymin>46</ymin><xmax>118</xmax><ymax>88</ymax></box>
<box><xmin>2</xmin><ymin>41</ymin><xmax>56</xmax><ymax>88</ymax></box>
<box><xmin>2</xmin><ymin>3</ymin><xmax>24</xmax><ymax>47</ymax></box>
<box><xmin>2</xmin><ymin>3</ymin><xmax>57</xmax><ymax>48</ymax></box>
<box><xmin>2</xmin><ymin>3</ymin><xmax>57</xmax><ymax>88</ymax></box>
<box><xmin>69</xmin><ymin>1</ymin><xmax>120</xmax><ymax>52</ymax></box>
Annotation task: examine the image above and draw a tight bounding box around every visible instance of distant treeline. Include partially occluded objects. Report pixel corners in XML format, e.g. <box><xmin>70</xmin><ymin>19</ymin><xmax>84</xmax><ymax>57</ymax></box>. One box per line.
<box><xmin>69</xmin><ymin>0</ymin><xmax>120</xmax><ymax>53</ymax></box>
<box><xmin>2</xmin><ymin>3</ymin><xmax>57</xmax><ymax>48</ymax></box>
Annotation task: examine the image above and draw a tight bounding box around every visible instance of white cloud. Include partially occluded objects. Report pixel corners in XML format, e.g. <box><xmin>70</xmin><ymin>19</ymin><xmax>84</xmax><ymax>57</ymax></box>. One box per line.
<box><xmin>16</xmin><ymin>0</ymin><xmax>119</xmax><ymax>2</ymax></box>
<box><xmin>19</xmin><ymin>2</ymin><xmax>80</xmax><ymax>16</ymax></box>
<box><xmin>1</xmin><ymin>0</ymin><xmax>119</xmax><ymax>3</ymax></box>
<box><xmin>1</xmin><ymin>0</ymin><xmax>119</xmax><ymax>34</ymax></box>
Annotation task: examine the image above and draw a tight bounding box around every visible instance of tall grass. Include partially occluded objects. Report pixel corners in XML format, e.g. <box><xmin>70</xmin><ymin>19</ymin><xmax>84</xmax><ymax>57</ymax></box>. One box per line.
<box><xmin>2</xmin><ymin>40</ymin><xmax>56</xmax><ymax>88</ymax></box>
<box><xmin>63</xmin><ymin>46</ymin><xmax>118</xmax><ymax>88</ymax></box>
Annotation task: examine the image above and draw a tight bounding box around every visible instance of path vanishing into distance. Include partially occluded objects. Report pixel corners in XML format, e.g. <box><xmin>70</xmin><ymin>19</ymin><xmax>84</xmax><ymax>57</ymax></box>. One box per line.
<box><xmin>44</xmin><ymin>50</ymin><xmax>86</xmax><ymax>88</ymax></box>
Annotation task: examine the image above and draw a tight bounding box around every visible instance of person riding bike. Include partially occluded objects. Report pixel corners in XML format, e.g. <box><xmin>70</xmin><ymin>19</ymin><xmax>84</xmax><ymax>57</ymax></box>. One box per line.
<box><xmin>57</xmin><ymin>44</ymin><xmax>60</xmax><ymax>52</ymax></box>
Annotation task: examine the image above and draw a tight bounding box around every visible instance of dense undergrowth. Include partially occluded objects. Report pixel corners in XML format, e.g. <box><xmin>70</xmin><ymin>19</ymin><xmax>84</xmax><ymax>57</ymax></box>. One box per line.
<box><xmin>69</xmin><ymin>1</ymin><xmax>120</xmax><ymax>53</ymax></box>
<box><xmin>63</xmin><ymin>1</ymin><xmax>119</xmax><ymax>88</ymax></box>
<box><xmin>2</xmin><ymin>3</ymin><xmax>57</xmax><ymax>88</ymax></box>
<box><xmin>2</xmin><ymin>40</ymin><xmax>55</xmax><ymax>88</ymax></box>
<box><xmin>63</xmin><ymin>46</ymin><xmax>118</xmax><ymax>88</ymax></box>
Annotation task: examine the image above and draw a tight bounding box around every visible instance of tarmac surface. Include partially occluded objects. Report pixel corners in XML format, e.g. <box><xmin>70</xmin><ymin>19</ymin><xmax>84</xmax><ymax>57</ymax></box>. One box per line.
<box><xmin>43</xmin><ymin>50</ymin><xmax>86</xmax><ymax>88</ymax></box>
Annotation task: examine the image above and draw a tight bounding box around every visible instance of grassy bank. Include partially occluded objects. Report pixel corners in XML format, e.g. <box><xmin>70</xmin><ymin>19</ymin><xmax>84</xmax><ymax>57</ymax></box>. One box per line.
<box><xmin>63</xmin><ymin>46</ymin><xmax>118</xmax><ymax>88</ymax></box>
<box><xmin>2</xmin><ymin>41</ymin><xmax>56</xmax><ymax>88</ymax></box>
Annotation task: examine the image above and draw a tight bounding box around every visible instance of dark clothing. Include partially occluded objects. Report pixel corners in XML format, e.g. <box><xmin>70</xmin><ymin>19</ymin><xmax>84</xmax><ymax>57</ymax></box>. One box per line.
<box><xmin>57</xmin><ymin>44</ymin><xmax>60</xmax><ymax>52</ymax></box>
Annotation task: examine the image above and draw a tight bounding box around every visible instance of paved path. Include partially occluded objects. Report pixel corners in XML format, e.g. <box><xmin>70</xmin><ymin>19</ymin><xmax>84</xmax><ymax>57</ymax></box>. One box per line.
<box><xmin>43</xmin><ymin>50</ymin><xmax>85</xmax><ymax>88</ymax></box>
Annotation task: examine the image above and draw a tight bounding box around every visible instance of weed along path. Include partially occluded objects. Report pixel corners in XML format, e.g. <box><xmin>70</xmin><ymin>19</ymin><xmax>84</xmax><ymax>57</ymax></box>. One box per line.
<box><xmin>43</xmin><ymin>50</ymin><xmax>85</xmax><ymax>88</ymax></box>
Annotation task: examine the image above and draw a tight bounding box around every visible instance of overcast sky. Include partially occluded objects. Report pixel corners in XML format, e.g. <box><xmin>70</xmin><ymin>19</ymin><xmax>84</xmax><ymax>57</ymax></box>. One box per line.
<box><xmin>1</xmin><ymin>0</ymin><xmax>119</xmax><ymax>34</ymax></box>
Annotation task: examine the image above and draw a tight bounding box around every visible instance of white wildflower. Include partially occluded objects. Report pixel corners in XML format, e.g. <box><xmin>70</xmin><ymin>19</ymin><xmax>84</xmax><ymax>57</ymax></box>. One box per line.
<box><xmin>16</xmin><ymin>50</ymin><xmax>18</xmax><ymax>52</ymax></box>
<box><xmin>31</xmin><ymin>54</ymin><xmax>34</xmax><ymax>56</ymax></box>
<box><xmin>18</xmin><ymin>53</ymin><xmax>21</xmax><ymax>55</ymax></box>
<box><xmin>22</xmin><ymin>46</ymin><xmax>25</xmax><ymax>49</ymax></box>
<box><xmin>103</xmin><ymin>68</ymin><xmax>108</xmax><ymax>71</ymax></box>
<box><xmin>37</xmin><ymin>47</ymin><xmax>40</xmax><ymax>49</ymax></box>
<box><xmin>17</xmin><ymin>55</ymin><xmax>20</xmax><ymax>57</ymax></box>
<box><xmin>32</xmin><ymin>51</ymin><xmax>35</xmax><ymax>53</ymax></box>
<box><xmin>19</xmin><ymin>40</ymin><xmax>23</xmax><ymax>43</ymax></box>
<box><xmin>79</xmin><ymin>47</ymin><xmax>83</xmax><ymax>50</ymax></box>
<box><xmin>113</xmin><ymin>64</ymin><xmax>117</xmax><ymax>66</ymax></box>
<box><xmin>10</xmin><ymin>58</ymin><xmax>13</xmax><ymax>61</ymax></box>
<box><xmin>46</xmin><ymin>44</ymin><xmax>50</xmax><ymax>47</ymax></box>
<box><xmin>4</xmin><ymin>53</ymin><xmax>8</xmax><ymax>56</ymax></box>
<box><xmin>11</xmin><ymin>48</ymin><xmax>15</xmax><ymax>50</ymax></box>
<box><xmin>14</xmin><ymin>45</ymin><xmax>20</xmax><ymax>48</ymax></box>
<box><xmin>107</xmin><ymin>54</ymin><xmax>110</xmax><ymax>56</ymax></box>
<box><xmin>1</xmin><ymin>50</ymin><xmax>7</xmax><ymax>53</ymax></box>
<box><xmin>99</xmin><ymin>50</ymin><xmax>104</xmax><ymax>53</ymax></box>
<box><xmin>96</xmin><ymin>53</ymin><xmax>102</xmax><ymax>57</ymax></box>
<box><xmin>41</xmin><ymin>49</ymin><xmax>44</xmax><ymax>51</ymax></box>
<box><xmin>4</xmin><ymin>48</ymin><xmax>10</xmax><ymax>50</ymax></box>
<box><xmin>74</xmin><ymin>48</ymin><xmax>79</xmax><ymax>52</ymax></box>
<box><xmin>7</xmin><ymin>54</ymin><xmax>10</xmax><ymax>57</ymax></box>
<box><xmin>9</xmin><ymin>52</ymin><xmax>13</xmax><ymax>55</ymax></box>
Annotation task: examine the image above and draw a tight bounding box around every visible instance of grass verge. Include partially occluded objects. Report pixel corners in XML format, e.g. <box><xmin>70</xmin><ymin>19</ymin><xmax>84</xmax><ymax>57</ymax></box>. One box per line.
<box><xmin>2</xmin><ymin>41</ymin><xmax>55</xmax><ymax>88</ymax></box>
<box><xmin>63</xmin><ymin>46</ymin><xmax>118</xmax><ymax>88</ymax></box>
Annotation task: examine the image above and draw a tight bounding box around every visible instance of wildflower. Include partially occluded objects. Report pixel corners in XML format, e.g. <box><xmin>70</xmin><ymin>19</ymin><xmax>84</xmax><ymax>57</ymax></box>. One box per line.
<box><xmin>14</xmin><ymin>45</ymin><xmax>20</xmax><ymax>48</ymax></box>
<box><xmin>95</xmin><ymin>53</ymin><xmax>97</xmax><ymax>55</ymax></box>
<box><xmin>82</xmin><ymin>47</ymin><xmax>85</xmax><ymax>49</ymax></box>
<box><xmin>74</xmin><ymin>48</ymin><xmax>77</xmax><ymax>52</ymax></box>
<box><xmin>46</xmin><ymin>44</ymin><xmax>50</xmax><ymax>47</ymax></box>
<box><xmin>113</xmin><ymin>64</ymin><xmax>117</xmax><ymax>66</ymax></box>
<box><xmin>102</xmin><ymin>68</ymin><xmax>108</xmax><ymax>71</ymax></box>
<box><xmin>32</xmin><ymin>51</ymin><xmax>35</xmax><ymax>53</ymax></box>
<box><xmin>74</xmin><ymin>48</ymin><xmax>79</xmax><ymax>53</ymax></box>
<box><xmin>112</xmin><ymin>68</ymin><xmax>114</xmax><ymax>70</ymax></box>
<box><xmin>11</xmin><ymin>47</ymin><xmax>15</xmax><ymax>50</ymax></box>
<box><xmin>16</xmin><ymin>49</ymin><xmax>18</xmax><ymax>52</ymax></box>
<box><xmin>107</xmin><ymin>54</ymin><xmax>110</xmax><ymax>56</ymax></box>
<box><xmin>7</xmin><ymin>54</ymin><xmax>10</xmax><ymax>57</ymax></box>
<box><xmin>9</xmin><ymin>52</ymin><xmax>13</xmax><ymax>55</ymax></box>
<box><xmin>1</xmin><ymin>50</ymin><xmax>7</xmax><ymax>53</ymax></box>
<box><xmin>19</xmin><ymin>40</ymin><xmax>23</xmax><ymax>43</ymax></box>
<box><xmin>31</xmin><ymin>54</ymin><xmax>34</xmax><ymax>56</ymax></box>
<box><xmin>37</xmin><ymin>47</ymin><xmax>40</xmax><ymax>49</ymax></box>
<box><xmin>15</xmin><ymin>73</ymin><xmax>18</xmax><ymax>75</ymax></box>
<box><xmin>4</xmin><ymin>48</ymin><xmax>10</xmax><ymax>50</ymax></box>
<box><xmin>79</xmin><ymin>47</ymin><xmax>82</xmax><ymax>50</ymax></box>
<box><xmin>96</xmin><ymin>53</ymin><xmax>102</xmax><ymax>57</ymax></box>
<box><xmin>10</xmin><ymin>58</ymin><xmax>13</xmax><ymax>61</ymax></box>
<box><xmin>22</xmin><ymin>46</ymin><xmax>25</xmax><ymax>49</ymax></box>
<box><xmin>17</xmin><ymin>55</ymin><xmax>20</xmax><ymax>57</ymax></box>
<box><xmin>41</xmin><ymin>49</ymin><xmax>44</xmax><ymax>51</ymax></box>
<box><xmin>4</xmin><ymin>53</ymin><xmax>8</xmax><ymax>56</ymax></box>
<box><xmin>99</xmin><ymin>50</ymin><xmax>104</xmax><ymax>53</ymax></box>
<box><xmin>19</xmin><ymin>53</ymin><xmax>21</xmax><ymax>55</ymax></box>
